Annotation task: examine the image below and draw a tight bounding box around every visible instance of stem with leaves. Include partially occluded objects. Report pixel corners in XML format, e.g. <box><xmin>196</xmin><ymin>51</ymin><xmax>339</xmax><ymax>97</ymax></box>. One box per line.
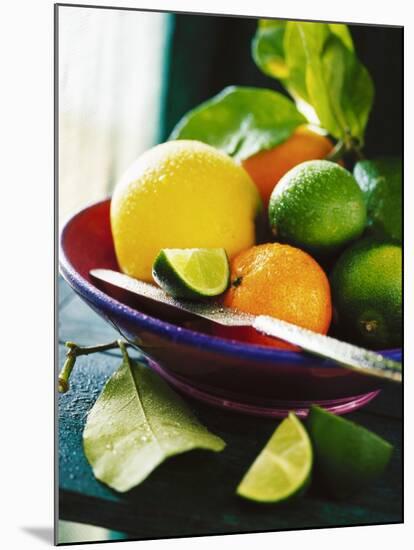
<box><xmin>325</xmin><ymin>135</ymin><xmax>365</xmax><ymax>164</ymax></box>
<box><xmin>325</xmin><ymin>140</ymin><xmax>347</xmax><ymax>162</ymax></box>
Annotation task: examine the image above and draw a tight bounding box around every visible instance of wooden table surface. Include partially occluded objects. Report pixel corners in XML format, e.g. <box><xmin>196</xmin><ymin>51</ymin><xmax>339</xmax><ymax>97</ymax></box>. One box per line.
<box><xmin>58</xmin><ymin>277</ymin><xmax>403</xmax><ymax>541</ymax></box>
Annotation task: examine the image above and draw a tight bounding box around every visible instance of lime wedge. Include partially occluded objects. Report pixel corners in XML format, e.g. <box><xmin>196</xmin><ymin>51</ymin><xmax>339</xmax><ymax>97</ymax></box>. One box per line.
<box><xmin>307</xmin><ymin>405</ymin><xmax>393</xmax><ymax>499</ymax></box>
<box><xmin>236</xmin><ymin>413</ymin><xmax>312</xmax><ymax>503</ymax></box>
<box><xmin>152</xmin><ymin>248</ymin><xmax>230</xmax><ymax>299</ymax></box>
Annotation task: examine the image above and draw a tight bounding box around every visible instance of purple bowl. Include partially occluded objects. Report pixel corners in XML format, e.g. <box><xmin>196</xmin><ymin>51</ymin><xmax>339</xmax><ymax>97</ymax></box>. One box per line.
<box><xmin>59</xmin><ymin>199</ymin><xmax>401</xmax><ymax>418</ymax></box>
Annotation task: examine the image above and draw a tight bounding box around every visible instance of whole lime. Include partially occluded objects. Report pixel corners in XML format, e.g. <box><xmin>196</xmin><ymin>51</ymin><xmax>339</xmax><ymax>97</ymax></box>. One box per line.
<box><xmin>268</xmin><ymin>160</ymin><xmax>366</xmax><ymax>256</ymax></box>
<box><xmin>330</xmin><ymin>238</ymin><xmax>402</xmax><ymax>349</ymax></box>
<box><xmin>111</xmin><ymin>140</ymin><xmax>262</xmax><ymax>281</ymax></box>
<box><xmin>353</xmin><ymin>157</ymin><xmax>402</xmax><ymax>242</ymax></box>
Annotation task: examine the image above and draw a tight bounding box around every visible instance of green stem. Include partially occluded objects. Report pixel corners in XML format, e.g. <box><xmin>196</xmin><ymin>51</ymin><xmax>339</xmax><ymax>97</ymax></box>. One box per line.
<box><xmin>325</xmin><ymin>140</ymin><xmax>346</xmax><ymax>162</ymax></box>
<box><xmin>58</xmin><ymin>355</ymin><xmax>76</xmax><ymax>393</ymax></box>
<box><xmin>58</xmin><ymin>340</ymin><xmax>130</xmax><ymax>393</ymax></box>
<box><xmin>65</xmin><ymin>340</ymin><xmax>121</xmax><ymax>356</ymax></box>
<box><xmin>353</xmin><ymin>145</ymin><xmax>365</xmax><ymax>161</ymax></box>
<box><xmin>325</xmin><ymin>135</ymin><xmax>365</xmax><ymax>163</ymax></box>
<box><xmin>344</xmin><ymin>134</ymin><xmax>365</xmax><ymax>161</ymax></box>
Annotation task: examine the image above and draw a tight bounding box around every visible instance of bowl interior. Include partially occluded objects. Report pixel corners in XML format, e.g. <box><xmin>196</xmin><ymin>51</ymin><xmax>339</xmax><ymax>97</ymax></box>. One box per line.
<box><xmin>61</xmin><ymin>199</ymin><xmax>119</xmax><ymax>280</ymax></box>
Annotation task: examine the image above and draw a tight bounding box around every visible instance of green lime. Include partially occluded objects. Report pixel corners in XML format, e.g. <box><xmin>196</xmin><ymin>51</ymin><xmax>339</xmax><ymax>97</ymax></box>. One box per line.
<box><xmin>330</xmin><ymin>238</ymin><xmax>402</xmax><ymax>348</ymax></box>
<box><xmin>353</xmin><ymin>157</ymin><xmax>402</xmax><ymax>242</ymax></box>
<box><xmin>268</xmin><ymin>160</ymin><xmax>366</xmax><ymax>256</ymax></box>
<box><xmin>152</xmin><ymin>248</ymin><xmax>230</xmax><ymax>299</ymax></box>
<box><xmin>236</xmin><ymin>413</ymin><xmax>312</xmax><ymax>503</ymax></box>
<box><xmin>307</xmin><ymin>405</ymin><xmax>393</xmax><ymax>499</ymax></box>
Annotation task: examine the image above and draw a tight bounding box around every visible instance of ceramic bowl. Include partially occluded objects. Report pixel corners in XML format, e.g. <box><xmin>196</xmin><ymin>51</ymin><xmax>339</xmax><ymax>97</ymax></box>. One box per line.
<box><xmin>59</xmin><ymin>199</ymin><xmax>401</xmax><ymax>417</ymax></box>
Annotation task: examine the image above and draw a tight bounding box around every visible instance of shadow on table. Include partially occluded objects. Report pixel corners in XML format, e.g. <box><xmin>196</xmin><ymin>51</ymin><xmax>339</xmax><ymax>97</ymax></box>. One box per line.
<box><xmin>21</xmin><ymin>526</ymin><xmax>54</xmax><ymax>544</ymax></box>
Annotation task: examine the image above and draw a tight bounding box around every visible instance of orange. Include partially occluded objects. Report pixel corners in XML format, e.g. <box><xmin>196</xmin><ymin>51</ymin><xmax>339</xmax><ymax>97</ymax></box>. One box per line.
<box><xmin>215</xmin><ymin>243</ymin><xmax>332</xmax><ymax>350</ymax></box>
<box><xmin>242</xmin><ymin>126</ymin><xmax>335</xmax><ymax>207</ymax></box>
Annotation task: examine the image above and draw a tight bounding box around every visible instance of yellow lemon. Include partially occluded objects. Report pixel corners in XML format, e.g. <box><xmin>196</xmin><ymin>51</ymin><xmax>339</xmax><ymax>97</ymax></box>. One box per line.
<box><xmin>111</xmin><ymin>140</ymin><xmax>262</xmax><ymax>281</ymax></box>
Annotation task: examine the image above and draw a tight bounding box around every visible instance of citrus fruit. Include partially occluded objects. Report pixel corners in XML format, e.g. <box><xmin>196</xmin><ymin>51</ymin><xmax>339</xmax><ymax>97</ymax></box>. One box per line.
<box><xmin>330</xmin><ymin>238</ymin><xmax>402</xmax><ymax>349</ymax></box>
<box><xmin>215</xmin><ymin>243</ymin><xmax>332</xmax><ymax>350</ymax></box>
<box><xmin>268</xmin><ymin>160</ymin><xmax>366</xmax><ymax>257</ymax></box>
<box><xmin>242</xmin><ymin>125</ymin><xmax>335</xmax><ymax>207</ymax></box>
<box><xmin>236</xmin><ymin>412</ymin><xmax>312</xmax><ymax>503</ymax></box>
<box><xmin>353</xmin><ymin>157</ymin><xmax>402</xmax><ymax>242</ymax></box>
<box><xmin>152</xmin><ymin>248</ymin><xmax>230</xmax><ymax>299</ymax></box>
<box><xmin>307</xmin><ymin>405</ymin><xmax>393</xmax><ymax>499</ymax></box>
<box><xmin>111</xmin><ymin>140</ymin><xmax>262</xmax><ymax>282</ymax></box>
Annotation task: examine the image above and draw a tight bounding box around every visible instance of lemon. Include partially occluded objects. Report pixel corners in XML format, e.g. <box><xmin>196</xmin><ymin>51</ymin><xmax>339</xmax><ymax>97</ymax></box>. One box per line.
<box><xmin>110</xmin><ymin>140</ymin><xmax>262</xmax><ymax>282</ymax></box>
<box><xmin>152</xmin><ymin>248</ymin><xmax>230</xmax><ymax>299</ymax></box>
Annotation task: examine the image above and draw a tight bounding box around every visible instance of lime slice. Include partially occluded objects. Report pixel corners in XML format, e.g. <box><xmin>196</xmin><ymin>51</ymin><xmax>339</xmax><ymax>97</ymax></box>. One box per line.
<box><xmin>236</xmin><ymin>413</ymin><xmax>312</xmax><ymax>503</ymax></box>
<box><xmin>307</xmin><ymin>405</ymin><xmax>393</xmax><ymax>499</ymax></box>
<box><xmin>152</xmin><ymin>248</ymin><xmax>230</xmax><ymax>299</ymax></box>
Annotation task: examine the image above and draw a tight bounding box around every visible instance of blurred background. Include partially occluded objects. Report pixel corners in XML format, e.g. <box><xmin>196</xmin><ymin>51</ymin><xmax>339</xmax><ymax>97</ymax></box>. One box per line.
<box><xmin>58</xmin><ymin>6</ymin><xmax>403</xmax><ymax>220</ymax></box>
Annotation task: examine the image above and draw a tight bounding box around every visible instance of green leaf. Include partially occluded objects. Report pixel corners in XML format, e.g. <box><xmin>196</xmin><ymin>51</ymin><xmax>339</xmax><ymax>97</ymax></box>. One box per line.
<box><xmin>338</xmin><ymin>47</ymin><xmax>375</xmax><ymax>141</ymax></box>
<box><xmin>328</xmin><ymin>23</ymin><xmax>354</xmax><ymax>50</ymax></box>
<box><xmin>301</xmin><ymin>27</ymin><xmax>350</xmax><ymax>137</ymax></box>
<box><xmin>83</xmin><ymin>345</ymin><xmax>225</xmax><ymax>492</ymax></box>
<box><xmin>252</xmin><ymin>21</ymin><xmax>288</xmax><ymax>79</ymax></box>
<box><xmin>169</xmin><ymin>86</ymin><xmax>306</xmax><ymax>161</ymax></box>
<box><xmin>252</xmin><ymin>20</ymin><xmax>374</xmax><ymax>142</ymax></box>
<box><xmin>282</xmin><ymin>23</ymin><xmax>308</xmax><ymax>97</ymax></box>
<box><xmin>353</xmin><ymin>157</ymin><xmax>402</xmax><ymax>242</ymax></box>
<box><xmin>300</xmin><ymin>24</ymin><xmax>374</xmax><ymax>141</ymax></box>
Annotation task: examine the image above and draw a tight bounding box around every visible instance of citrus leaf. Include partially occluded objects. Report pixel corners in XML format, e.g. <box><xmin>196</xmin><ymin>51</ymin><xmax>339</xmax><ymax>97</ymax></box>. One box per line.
<box><xmin>301</xmin><ymin>29</ymin><xmax>350</xmax><ymax>138</ymax></box>
<box><xmin>252</xmin><ymin>20</ymin><xmax>374</xmax><ymax>142</ymax></box>
<box><xmin>169</xmin><ymin>86</ymin><xmax>306</xmax><ymax>161</ymax></box>
<box><xmin>252</xmin><ymin>21</ymin><xmax>288</xmax><ymax>79</ymax></box>
<box><xmin>83</xmin><ymin>346</ymin><xmax>225</xmax><ymax>492</ymax></box>
<box><xmin>282</xmin><ymin>23</ymin><xmax>323</xmax><ymax>125</ymax></box>
<box><xmin>353</xmin><ymin>157</ymin><xmax>402</xmax><ymax>242</ymax></box>
<box><xmin>328</xmin><ymin>23</ymin><xmax>354</xmax><ymax>50</ymax></box>
<box><xmin>301</xmin><ymin>25</ymin><xmax>374</xmax><ymax>141</ymax></box>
